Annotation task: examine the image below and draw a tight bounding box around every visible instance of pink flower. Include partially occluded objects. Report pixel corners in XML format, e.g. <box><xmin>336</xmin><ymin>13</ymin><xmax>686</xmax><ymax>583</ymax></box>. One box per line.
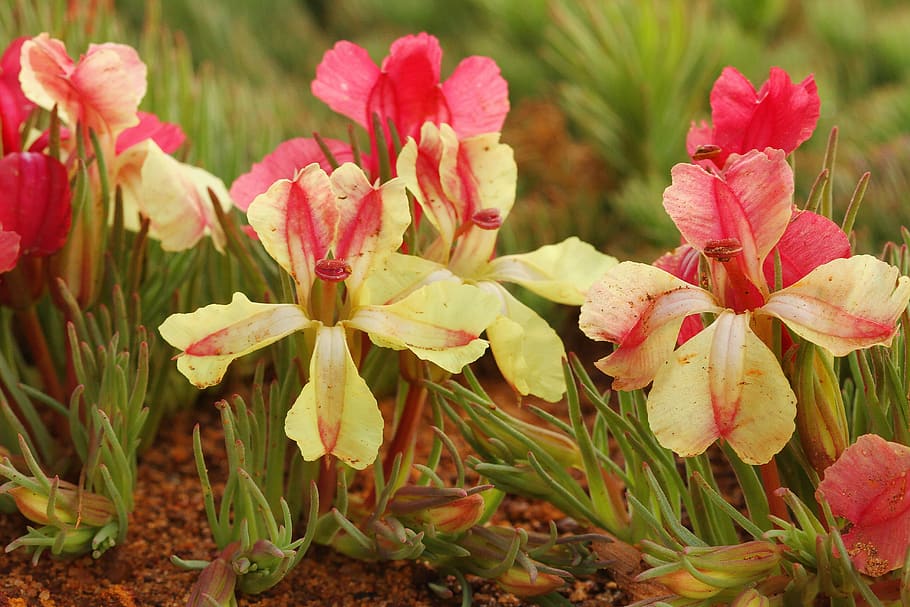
<box><xmin>581</xmin><ymin>150</ymin><xmax>910</xmax><ymax>464</ymax></box>
<box><xmin>311</xmin><ymin>33</ymin><xmax>508</xmax><ymax>162</ymax></box>
<box><xmin>0</xmin><ymin>37</ymin><xmax>35</xmax><ymax>155</ymax></box>
<box><xmin>18</xmin><ymin>33</ymin><xmax>147</xmax><ymax>141</ymax></box>
<box><xmin>687</xmin><ymin>67</ymin><xmax>820</xmax><ymax>168</ymax></box>
<box><xmin>816</xmin><ymin>434</ymin><xmax>910</xmax><ymax>577</ymax></box>
<box><xmin>229</xmin><ymin>137</ymin><xmax>354</xmax><ymax>211</ymax></box>
<box><xmin>0</xmin><ymin>152</ymin><xmax>73</xmax><ymax>272</ymax></box>
<box><xmin>115</xmin><ymin>111</ymin><xmax>185</xmax><ymax>155</ymax></box>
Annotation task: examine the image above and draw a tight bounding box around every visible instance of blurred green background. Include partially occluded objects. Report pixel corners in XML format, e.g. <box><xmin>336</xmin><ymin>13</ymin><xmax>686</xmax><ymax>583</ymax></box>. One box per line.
<box><xmin>4</xmin><ymin>0</ymin><xmax>910</xmax><ymax>259</ymax></box>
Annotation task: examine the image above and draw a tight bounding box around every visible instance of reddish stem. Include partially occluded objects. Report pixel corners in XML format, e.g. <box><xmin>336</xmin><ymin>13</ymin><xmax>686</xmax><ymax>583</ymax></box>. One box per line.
<box><xmin>761</xmin><ymin>458</ymin><xmax>790</xmax><ymax>524</ymax></box>
<box><xmin>381</xmin><ymin>380</ymin><xmax>428</xmax><ymax>488</ymax></box>
<box><xmin>316</xmin><ymin>457</ymin><xmax>337</xmax><ymax>515</ymax></box>
<box><xmin>15</xmin><ymin>305</ymin><xmax>65</xmax><ymax>404</ymax></box>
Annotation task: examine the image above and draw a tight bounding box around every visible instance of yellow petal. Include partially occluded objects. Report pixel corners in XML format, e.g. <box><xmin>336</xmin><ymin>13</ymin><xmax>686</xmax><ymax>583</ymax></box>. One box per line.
<box><xmin>580</xmin><ymin>262</ymin><xmax>720</xmax><ymax>390</ymax></box>
<box><xmin>347</xmin><ymin>280</ymin><xmax>498</xmax><ymax>373</ymax></box>
<box><xmin>481</xmin><ymin>282</ymin><xmax>566</xmax><ymax>402</ymax></box>
<box><xmin>137</xmin><ymin>140</ymin><xmax>233</xmax><ymax>251</ymax></box>
<box><xmin>284</xmin><ymin>325</ymin><xmax>383</xmax><ymax>469</ymax></box>
<box><xmin>760</xmin><ymin>255</ymin><xmax>910</xmax><ymax>356</ymax></box>
<box><xmin>358</xmin><ymin>252</ymin><xmax>453</xmax><ymax>306</ymax></box>
<box><xmin>485</xmin><ymin>237</ymin><xmax>618</xmax><ymax>305</ymax></box>
<box><xmin>648</xmin><ymin>311</ymin><xmax>796</xmax><ymax>464</ymax></box>
<box><xmin>158</xmin><ymin>292</ymin><xmax>312</xmax><ymax>387</ymax></box>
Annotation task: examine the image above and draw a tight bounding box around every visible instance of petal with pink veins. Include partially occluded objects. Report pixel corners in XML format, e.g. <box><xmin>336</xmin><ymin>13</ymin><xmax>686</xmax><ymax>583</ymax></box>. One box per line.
<box><xmin>816</xmin><ymin>434</ymin><xmax>910</xmax><ymax>576</ymax></box>
<box><xmin>158</xmin><ymin>292</ymin><xmax>313</xmax><ymax>388</ymax></box>
<box><xmin>229</xmin><ymin>137</ymin><xmax>355</xmax><ymax>211</ymax></box>
<box><xmin>759</xmin><ymin>256</ymin><xmax>910</xmax><ymax>356</ymax></box>
<box><xmin>285</xmin><ymin>324</ymin><xmax>383</xmax><ymax>469</ymax></box>
<box><xmin>247</xmin><ymin>164</ymin><xmax>337</xmax><ymax>306</ymax></box>
<box><xmin>579</xmin><ymin>262</ymin><xmax>721</xmax><ymax>390</ymax></box>
<box><xmin>664</xmin><ymin>149</ymin><xmax>793</xmax><ymax>294</ymax></box>
<box><xmin>347</xmin><ymin>280</ymin><xmax>497</xmax><ymax>373</ymax></box>
<box><xmin>648</xmin><ymin>311</ymin><xmax>796</xmax><ymax>464</ymax></box>
<box><xmin>331</xmin><ymin>163</ymin><xmax>410</xmax><ymax>294</ymax></box>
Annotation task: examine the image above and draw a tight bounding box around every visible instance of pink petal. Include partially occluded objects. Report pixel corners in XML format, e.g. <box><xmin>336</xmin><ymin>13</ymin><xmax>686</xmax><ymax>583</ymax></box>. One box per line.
<box><xmin>708</xmin><ymin>67</ymin><xmax>820</xmax><ymax>167</ymax></box>
<box><xmin>115</xmin><ymin>111</ymin><xmax>185</xmax><ymax>155</ymax></box>
<box><xmin>311</xmin><ymin>41</ymin><xmax>380</xmax><ymax>129</ymax></box>
<box><xmin>0</xmin><ymin>152</ymin><xmax>72</xmax><ymax>256</ymax></box>
<box><xmin>229</xmin><ymin>137</ymin><xmax>354</xmax><ymax>211</ymax></box>
<box><xmin>20</xmin><ymin>35</ymin><xmax>146</xmax><ymax>137</ymax></box>
<box><xmin>246</xmin><ymin>164</ymin><xmax>337</xmax><ymax>306</ymax></box>
<box><xmin>760</xmin><ymin>256</ymin><xmax>910</xmax><ymax>356</ymax></box>
<box><xmin>369</xmin><ymin>33</ymin><xmax>448</xmax><ymax>142</ymax></box>
<box><xmin>664</xmin><ymin>149</ymin><xmax>793</xmax><ymax>299</ymax></box>
<box><xmin>441</xmin><ymin>56</ymin><xmax>509</xmax><ymax>137</ymax></box>
<box><xmin>653</xmin><ymin>244</ymin><xmax>704</xmax><ymax>344</ymax></box>
<box><xmin>817</xmin><ymin>434</ymin><xmax>910</xmax><ymax>575</ymax></box>
<box><xmin>0</xmin><ymin>229</ymin><xmax>21</xmax><ymax>273</ymax></box>
<box><xmin>762</xmin><ymin>208</ymin><xmax>851</xmax><ymax>288</ymax></box>
<box><xmin>579</xmin><ymin>262</ymin><xmax>720</xmax><ymax>390</ymax></box>
<box><xmin>0</xmin><ymin>37</ymin><xmax>34</xmax><ymax>154</ymax></box>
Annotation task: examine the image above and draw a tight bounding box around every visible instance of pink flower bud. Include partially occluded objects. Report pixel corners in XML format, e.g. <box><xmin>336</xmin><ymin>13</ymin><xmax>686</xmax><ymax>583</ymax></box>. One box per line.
<box><xmin>497</xmin><ymin>566</ymin><xmax>564</xmax><ymax>598</ymax></box>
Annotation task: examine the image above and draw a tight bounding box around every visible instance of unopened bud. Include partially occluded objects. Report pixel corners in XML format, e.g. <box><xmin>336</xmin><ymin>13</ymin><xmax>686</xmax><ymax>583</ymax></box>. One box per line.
<box><xmin>497</xmin><ymin>566</ymin><xmax>564</xmax><ymax>598</ymax></box>
<box><xmin>790</xmin><ymin>345</ymin><xmax>848</xmax><ymax>474</ymax></box>
<box><xmin>187</xmin><ymin>557</ymin><xmax>237</xmax><ymax>607</ymax></box>
<box><xmin>731</xmin><ymin>588</ymin><xmax>774</xmax><ymax>607</ymax></box>
<box><xmin>3</xmin><ymin>479</ymin><xmax>115</xmax><ymax>527</ymax></box>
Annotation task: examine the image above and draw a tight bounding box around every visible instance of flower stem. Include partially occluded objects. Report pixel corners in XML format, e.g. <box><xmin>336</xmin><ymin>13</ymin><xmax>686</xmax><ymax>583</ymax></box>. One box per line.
<box><xmin>15</xmin><ymin>305</ymin><xmax>64</xmax><ymax>404</ymax></box>
<box><xmin>760</xmin><ymin>458</ymin><xmax>790</xmax><ymax>523</ymax></box>
<box><xmin>381</xmin><ymin>379</ymin><xmax>428</xmax><ymax>489</ymax></box>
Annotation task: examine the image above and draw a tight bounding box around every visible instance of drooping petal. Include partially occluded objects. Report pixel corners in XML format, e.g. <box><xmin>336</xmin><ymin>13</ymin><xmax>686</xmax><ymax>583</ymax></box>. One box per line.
<box><xmin>229</xmin><ymin>137</ymin><xmax>355</xmax><ymax>211</ymax></box>
<box><xmin>331</xmin><ymin>163</ymin><xmax>410</xmax><ymax>293</ymax></box>
<box><xmin>285</xmin><ymin>324</ymin><xmax>383</xmax><ymax>469</ymax></box>
<box><xmin>816</xmin><ymin>434</ymin><xmax>910</xmax><ymax>576</ymax></box>
<box><xmin>247</xmin><ymin>163</ymin><xmax>336</xmax><ymax>305</ymax></box>
<box><xmin>761</xmin><ymin>208</ymin><xmax>851</xmax><ymax>288</ymax></box>
<box><xmin>158</xmin><ymin>292</ymin><xmax>312</xmax><ymax>388</ymax></box>
<box><xmin>579</xmin><ymin>262</ymin><xmax>721</xmax><ymax>390</ymax></box>
<box><xmin>759</xmin><ymin>256</ymin><xmax>910</xmax><ymax>356</ymax></box>
<box><xmin>347</xmin><ymin>280</ymin><xmax>497</xmax><ymax>373</ymax></box>
<box><xmin>441</xmin><ymin>56</ymin><xmax>509</xmax><ymax>137</ymax></box>
<box><xmin>647</xmin><ymin>311</ymin><xmax>796</xmax><ymax>464</ymax></box>
<box><xmin>664</xmin><ymin>149</ymin><xmax>793</xmax><ymax>296</ymax></box>
<box><xmin>0</xmin><ymin>37</ymin><xmax>34</xmax><ymax>154</ymax></box>
<box><xmin>479</xmin><ymin>281</ymin><xmax>566</xmax><ymax>402</ymax></box>
<box><xmin>485</xmin><ymin>237</ymin><xmax>618</xmax><ymax>305</ymax></box>
<box><xmin>311</xmin><ymin>41</ymin><xmax>381</xmax><ymax>129</ymax></box>
<box><xmin>0</xmin><ymin>229</ymin><xmax>20</xmax><ymax>273</ymax></box>
<box><xmin>20</xmin><ymin>34</ymin><xmax>147</xmax><ymax>137</ymax></box>
<box><xmin>0</xmin><ymin>152</ymin><xmax>72</xmax><ymax>256</ymax></box>
<box><xmin>115</xmin><ymin>111</ymin><xmax>185</xmax><ymax>155</ymax></box>
<box><xmin>135</xmin><ymin>141</ymin><xmax>232</xmax><ymax>252</ymax></box>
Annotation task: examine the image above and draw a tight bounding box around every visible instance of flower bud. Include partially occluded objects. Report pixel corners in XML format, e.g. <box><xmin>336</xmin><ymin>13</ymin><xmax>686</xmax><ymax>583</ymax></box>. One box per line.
<box><xmin>467</xmin><ymin>417</ymin><xmax>582</xmax><ymax>469</ymax></box>
<box><xmin>645</xmin><ymin>541</ymin><xmax>782</xmax><ymax>599</ymax></box>
<box><xmin>390</xmin><ymin>486</ymin><xmax>487</xmax><ymax>535</ymax></box>
<box><xmin>731</xmin><ymin>588</ymin><xmax>775</xmax><ymax>607</ymax></box>
<box><xmin>3</xmin><ymin>478</ymin><xmax>115</xmax><ymax>527</ymax></box>
<box><xmin>187</xmin><ymin>557</ymin><xmax>237</xmax><ymax>607</ymax></box>
<box><xmin>497</xmin><ymin>566</ymin><xmax>564</xmax><ymax>598</ymax></box>
<box><xmin>790</xmin><ymin>344</ymin><xmax>848</xmax><ymax>474</ymax></box>
<box><xmin>416</xmin><ymin>493</ymin><xmax>485</xmax><ymax>534</ymax></box>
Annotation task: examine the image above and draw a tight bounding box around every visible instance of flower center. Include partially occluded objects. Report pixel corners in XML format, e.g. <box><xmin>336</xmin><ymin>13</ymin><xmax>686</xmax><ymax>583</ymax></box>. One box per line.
<box><xmin>315</xmin><ymin>258</ymin><xmax>352</xmax><ymax>282</ymax></box>
<box><xmin>471</xmin><ymin>208</ymin><xmax>503</xmax><ymax>230</ymax></box>
<box><xmin>704</xmin><ymin>238</ymin><xmax>743</xmax><ymax>263</ymax></box>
